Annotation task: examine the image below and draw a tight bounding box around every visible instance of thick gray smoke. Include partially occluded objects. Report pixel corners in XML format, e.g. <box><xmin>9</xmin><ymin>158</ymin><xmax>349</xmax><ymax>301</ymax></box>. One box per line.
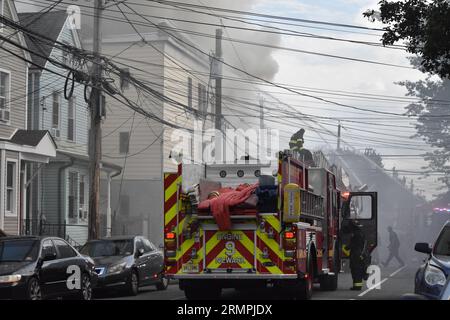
<box><xmin>78</xmin><ymin>0</ymin><xmax>280</xmax><ymax>81</ymax></box>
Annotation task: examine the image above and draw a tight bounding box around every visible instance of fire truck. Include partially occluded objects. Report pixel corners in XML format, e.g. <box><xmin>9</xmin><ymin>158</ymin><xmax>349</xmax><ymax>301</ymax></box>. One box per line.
<box><xmin>163</xmin><ymin>151</ymin><xmax>377</xmax><ymax>299</ymax></box>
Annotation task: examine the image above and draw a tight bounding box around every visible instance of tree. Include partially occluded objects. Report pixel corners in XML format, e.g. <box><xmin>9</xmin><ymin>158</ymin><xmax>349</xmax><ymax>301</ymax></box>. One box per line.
<box><xmin>365</xmin><ymin>1</ymin><xmax>450</xmax><ymax>194</ymax></box>
<box><xmin>398</xmin><ymin>72</ymin><xmax>450</xmax><ymax>191</ymax></box>
<box><xmin>364</xmin><ymin>0</ymin><xmax>450</xmax><ymax>79</ymax></box>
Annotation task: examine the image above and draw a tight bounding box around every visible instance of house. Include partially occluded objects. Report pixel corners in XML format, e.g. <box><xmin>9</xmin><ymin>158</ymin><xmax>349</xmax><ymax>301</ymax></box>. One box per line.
<box><xmin>85</xmin><ymin>21</ymin><xmax>263</xmax><ymax>247</ymax></box>
<box><xmin>0</xmin><ymin>0</ymin><xmax>57</xmax><ymax>235</ymax></box>
<box><xmin>19</xmin><ymin>10</ymin><xmax>121</xmax><ymax>245</ymax></box>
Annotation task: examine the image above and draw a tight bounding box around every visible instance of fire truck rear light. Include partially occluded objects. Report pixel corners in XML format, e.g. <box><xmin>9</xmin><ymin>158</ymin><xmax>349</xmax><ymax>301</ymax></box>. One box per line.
<box><xmin>342</xmin><ymin>191</ymin><xmax>350</xmax><ymax>199</ymax></box>
<box><xmin>165</xmin><ymin>232</ymin><xmax>176</xmax><ymax>240</ymax></box>
<box><xmin>284</xmin><ymin>231</ymin><xmax>295</xmax><ymax>239</ymax></box>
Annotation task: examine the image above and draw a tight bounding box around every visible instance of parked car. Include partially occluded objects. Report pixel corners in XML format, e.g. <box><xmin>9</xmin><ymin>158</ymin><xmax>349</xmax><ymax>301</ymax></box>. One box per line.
<box><xmin>414</xmin><ymin>220</ymin><xmax>450</xmax><ymax>299</ymax></box>
<box><xmin>0</xmin><ymin>236</ymin><xmax>97</xmax><ymax>300</ymax></box>
<box><xmin>80</xmin><ymin>236</ymin><xmax>168</xmax><ymax>295</ymax></box>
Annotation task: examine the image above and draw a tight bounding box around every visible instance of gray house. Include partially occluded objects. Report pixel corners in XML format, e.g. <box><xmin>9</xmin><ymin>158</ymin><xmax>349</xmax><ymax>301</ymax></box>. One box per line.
<box><xmin>19</xmin><ymin>11</ymin><xmax>120</xmax><ymax>245</ymax></box>
<box><xmin>0</xmin><ymin>0</ymin><xmax>57</xmax><ymax>235</ymax></box>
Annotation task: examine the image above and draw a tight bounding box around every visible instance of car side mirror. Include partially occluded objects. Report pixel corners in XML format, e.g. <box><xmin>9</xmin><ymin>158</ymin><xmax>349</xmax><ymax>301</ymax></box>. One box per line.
<box><xmin>414</xmin><ymin>242</ymin><xmax>432</xmax><ymax>254</ymax></box>
<box><xmin>42</xmin><ymin>252</ymin><xmax>57</xmax><ymax>261</ymax></box>
<box><xmin>136</xmin><ymin>248</ymin><xmax>145</xmax><ymax>257</ymax></box>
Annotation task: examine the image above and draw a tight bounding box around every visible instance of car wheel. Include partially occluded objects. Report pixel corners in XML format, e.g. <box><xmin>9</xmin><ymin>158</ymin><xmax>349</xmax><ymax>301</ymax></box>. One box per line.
<box><xmin>156</xmin><ymin>275</ymin><xmax>169</xmax><ymax>291</ymax></box>
<box><xmin>126</xmin><ymin>271</ymin><xmax>139</xmax><ymax>296</ymax></box>
<box><xmin>27</xmin><ymin>277</ymin><xmax>42</xmax><ymax>300</ymax></box>
<box><xmin>79</xmin><ymin>274</ymin><xmax>92</xmax><ymax>301</ymax></box>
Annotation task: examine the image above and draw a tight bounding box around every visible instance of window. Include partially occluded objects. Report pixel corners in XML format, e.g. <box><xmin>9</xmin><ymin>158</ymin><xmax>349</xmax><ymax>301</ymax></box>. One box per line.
<box><xmin>68</xmin><ymin>96</ymin><xmax>75</xmax><ymax>141</ymax></box>
<box><xmin>120</xmin><ymin>68</ymin><xmax>130</xmax><ymax>91</ymax></box>
<box><xmin>61</xmin><ymin>44</ymin><xmax>71</xmax><ymax>66</ymax></box>
<box><xmin>41</xmin><ymin>240</ymin><xmax>57</xmax><ymax>259</ymax></box>
<box><xmin>53</xmin><ymin>239</ymin><xmax>77</xmax><ymax>259</ymax></box>
<box><xmin>119</xmin><ymin>132</ymin><xmax>130</xmax><ymax>154</ymax></box>
<box><xmin>0</xmin><ymin>71</ymin><xmax>10</xmax><ymax>122</ymax></box>
<box><xmin>198</xmin><ymin>83</ymin><xmax>207</xmax><ymax>114</ymax></box>
<box><xmin>135</xmin><ymin>238</ymin><xmax>144</xmax><ymax>254</ymax></box>
<box><xmin>79</xmin><ymin>175</ymin><xmax>87</xmax><ymax>221</ymax></box>
<box><xmin>187</xmin><ymin>77</ymin><xmax>193</xmax><ymax>109</ymax></box>
<box><xmin>142</xmin><ymin>238</ymin><xmax>154</xmax><ymax>253</ymax></box>
<box><xmin>52</xmin><ymin>92</ymin><xmax>60</xmax><ymax>128</ymax></box>
<box><xmin>6</xmin><ymin>161</ymin><xmax>16</xmax><ymax>215</ymax></box>
<box><xmin>68</xmin><ymin>172</ymin><xmax>78</xmax><ymax>221</ymax></box>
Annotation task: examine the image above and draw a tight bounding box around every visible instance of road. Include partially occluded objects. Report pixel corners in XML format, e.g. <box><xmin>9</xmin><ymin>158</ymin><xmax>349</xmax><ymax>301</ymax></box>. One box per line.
<box><xmin>96</xmin><ymin>262</ymin><xmax>420</xmax><ymax>300</ymax></box>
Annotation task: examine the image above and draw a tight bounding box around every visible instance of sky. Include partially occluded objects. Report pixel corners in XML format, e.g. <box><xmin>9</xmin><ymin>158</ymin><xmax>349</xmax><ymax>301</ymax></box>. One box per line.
<box><xmin>14</xmin><ymin>0</ymin><xmax>444</xmax><ymax>199</ymax></box>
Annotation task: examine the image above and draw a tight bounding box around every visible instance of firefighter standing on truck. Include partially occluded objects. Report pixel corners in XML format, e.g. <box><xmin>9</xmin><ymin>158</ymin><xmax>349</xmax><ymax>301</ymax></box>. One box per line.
<box><xmin>289</xmin><ymin>128</ymin><xmax>315</xmax><ymax>167</ymax></box>
<box><xmin>345</xmin><ymin>220</ymin><xmax>368</xmax><ymax>291</ymax></box>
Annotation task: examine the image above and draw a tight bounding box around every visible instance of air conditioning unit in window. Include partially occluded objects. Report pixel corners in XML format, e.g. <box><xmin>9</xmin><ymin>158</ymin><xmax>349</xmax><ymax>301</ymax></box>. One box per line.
<box><xmin>51</xmin><ymin>128</ymin><xmax>60</xmax><ymax>139</ymax></box>
<box><xmin>0</xmin><ymin>109</ymin><xmax>10</xmax><ymax>122</ymax></box>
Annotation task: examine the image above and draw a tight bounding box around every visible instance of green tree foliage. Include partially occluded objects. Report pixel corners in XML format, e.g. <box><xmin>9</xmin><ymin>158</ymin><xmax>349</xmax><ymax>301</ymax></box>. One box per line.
<box><xmin>364</xmin><ymin>0</ymin><xmax>450</xmax><ymax>78</ymax></box>
<box><xmin>365</xmin><ymin>1</ymin><xmax>450</xmax><ymax>193</ymax></box>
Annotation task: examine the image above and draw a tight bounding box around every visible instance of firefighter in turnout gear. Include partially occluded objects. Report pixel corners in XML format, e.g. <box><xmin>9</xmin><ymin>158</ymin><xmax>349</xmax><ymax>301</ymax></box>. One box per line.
<box><xmin>346</xmin><ymin>220</ymin><xmax>369</xmax><ymax>291</ymax></box>
<box><xmin>289</xmin><ymin>129</ymin><xmax>315</xmax><ymax>166</ymax></box>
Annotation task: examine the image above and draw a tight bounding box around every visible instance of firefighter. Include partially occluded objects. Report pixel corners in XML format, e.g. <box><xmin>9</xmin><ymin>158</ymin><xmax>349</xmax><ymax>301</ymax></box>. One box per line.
<box><xmin>346</xmin><ymin>220</ymin><xmax>368</xmax><ymax>291</ymax></box>
<box><xmin>289</xmin><ymin>128</ymin><xmax>315</xmax><ymax>166</ymax></box>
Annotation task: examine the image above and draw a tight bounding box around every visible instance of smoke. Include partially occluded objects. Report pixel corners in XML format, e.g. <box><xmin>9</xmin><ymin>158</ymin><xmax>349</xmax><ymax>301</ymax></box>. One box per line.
<box><xmin>78</xmin><ymin>0</ymin><xmax>280</xmax><ymax>81</ymax></box>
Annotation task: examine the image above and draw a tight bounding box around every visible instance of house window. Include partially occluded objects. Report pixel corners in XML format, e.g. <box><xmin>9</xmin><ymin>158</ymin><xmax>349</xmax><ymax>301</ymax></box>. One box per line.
<box><xmin>0</xmin><ymin>71</ymin><xmax>10</xmax><ymax>123</ymax></box>
<box><xmin>68</xmin><ymin>96</ymin><xmax>75</xmax><ymax>141</ymax></box>
<box><xmin>187</xmin><ymin>77</ymin><xmax>192</xmax><ymax>110</ymax></box>
<box><xmin>6</xmin><ymin>161</ymin><xmax>16</xmax><ymax>215</ymax></box>
<box><xmin>61</xmin><ymin>43</ymin><xmax>71</xmax><ymax>66</ymax></box>
<box><xmin>78</xmin><ymin>175</ymin><xmax>87</xmax><ymax>221</ymax></box>
<box><xmin>198</xmin><ymin>83</ymin><xmax>207</xmax><ymax>114</ymax></box>
<box><xmin>119</xmin><ymin>132</ymin><xmax>130</xmax><ymax>154</ymax></box>
<box><xmin>68</xmin><ymin>172</ymin><xmax>78</xmax><ymax>221</ymax></box>
<box><xmin>52</xmin><ymin>92</ymin><xmax>60</xmax><ymax>128</ymax></box>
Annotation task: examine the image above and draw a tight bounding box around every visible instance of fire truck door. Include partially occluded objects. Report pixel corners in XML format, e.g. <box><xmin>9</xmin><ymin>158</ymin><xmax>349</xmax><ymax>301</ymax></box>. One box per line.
<box><xmin>341</xmin><ymin>192</ymin><xmax>378</xmax><ymax>258</ymax></box>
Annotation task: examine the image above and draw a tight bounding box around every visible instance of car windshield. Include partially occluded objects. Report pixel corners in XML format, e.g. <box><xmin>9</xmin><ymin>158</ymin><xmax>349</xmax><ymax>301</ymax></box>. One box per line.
<box><xmin>0</xmin><ymin>239</ymin><xmax>39</xmax><ymax>262</ymax></box>
<box><xmin>80</xmin><ymin>239</ymin><xmax>134</xmax><ymax>257</ymax></box>
<box><xmin>434</xmin><ymin>226</ymin><xmax>450</xmax><ymax>256</ymax></box>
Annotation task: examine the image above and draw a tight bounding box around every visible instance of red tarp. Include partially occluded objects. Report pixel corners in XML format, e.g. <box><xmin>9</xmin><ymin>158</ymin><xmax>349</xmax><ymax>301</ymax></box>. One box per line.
<box><xmin>198</xmin><ymin>183</ymin><xmax>258</xmax><ymax>230</ymax></box>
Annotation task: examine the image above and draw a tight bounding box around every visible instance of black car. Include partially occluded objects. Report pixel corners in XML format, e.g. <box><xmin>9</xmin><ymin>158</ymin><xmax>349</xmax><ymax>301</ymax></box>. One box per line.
<box><xmin>414</xmin><ymin>220</ymin><xmax>450</xmax><ymax>299</ymax></box>
<box><xmin>0</xmin><ymin>236</ymin><xmax>97</xmax><ymax>300</ymax></box>
<box><xmin>80</xmin><ymin>236</ymin><xmax>168</xmax><ymax>295</ymax></box>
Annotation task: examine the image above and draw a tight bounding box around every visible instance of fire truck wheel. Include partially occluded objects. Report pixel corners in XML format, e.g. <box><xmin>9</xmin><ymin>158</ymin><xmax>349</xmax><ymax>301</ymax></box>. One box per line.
<box><xmin>296</xmin><ymin>259</ymin><xmax>314</xmax><ymax>300</ymax></box>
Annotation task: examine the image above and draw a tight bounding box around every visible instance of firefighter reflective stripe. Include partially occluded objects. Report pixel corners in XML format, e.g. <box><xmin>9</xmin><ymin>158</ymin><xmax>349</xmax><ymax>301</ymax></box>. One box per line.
<box><xmin>353</xmin><ymin>282</ymin><xmax>363</xmax><ymax>287</ymax></box>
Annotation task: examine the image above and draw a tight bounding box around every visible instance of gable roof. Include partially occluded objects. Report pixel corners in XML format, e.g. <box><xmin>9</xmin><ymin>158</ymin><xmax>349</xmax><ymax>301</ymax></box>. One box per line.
<box><xmin>18</xmin><ymin>10</ymin><xmax>68</xmax><ymax>69</ymax></box>
<box><xmin>9</xmin><ymin>130</ymin><xmax>55</xmax><ymax>147</ymax></box>
<box><xmin>5</xmin><ymin>0</ymin><xmax>32</xmax><ymax>64</ymax></box>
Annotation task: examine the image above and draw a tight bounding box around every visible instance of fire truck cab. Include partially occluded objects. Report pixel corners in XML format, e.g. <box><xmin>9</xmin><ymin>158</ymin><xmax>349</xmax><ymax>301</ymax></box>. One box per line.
<box><xmin>163</xmin><ymin>151</ymin><xmax>377</xmax><ymax>299</ymax></box>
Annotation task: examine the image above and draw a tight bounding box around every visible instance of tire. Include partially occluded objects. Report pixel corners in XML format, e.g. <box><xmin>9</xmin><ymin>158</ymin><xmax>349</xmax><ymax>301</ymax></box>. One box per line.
<box><xmin>297</xmin><ymin>258</ymin><xmax>314</xmax><ymax>300</ymax></box>
<box><xmin>126</xmin><ymin>270</ymin><xmax>139</xmax><ymax>296</ymax></box>
<box><xmin>184</xmin><ymin>285</ymin><xmax>221</xmax><ymax>300</ymax></box>
<box><xmin>79</xmin><ymin>274</ymin><xmax>92</xmax><ymax>301</ymax></box>
<box><xmin>156</xmin><ymin>275</ymin><xmax>169</xmax><ymax>291</ymax></box>
<box><xmin>26</xmin><ymin>277</ymin><xmax>42</xmax><ymax>300</ymax></box>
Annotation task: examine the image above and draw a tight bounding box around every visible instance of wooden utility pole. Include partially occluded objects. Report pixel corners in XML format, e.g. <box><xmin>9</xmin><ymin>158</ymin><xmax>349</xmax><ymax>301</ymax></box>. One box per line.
<box><xmin>88</xmin><ymin>0</ymin><xmax>104</xmax><ymax>240</ymax></box>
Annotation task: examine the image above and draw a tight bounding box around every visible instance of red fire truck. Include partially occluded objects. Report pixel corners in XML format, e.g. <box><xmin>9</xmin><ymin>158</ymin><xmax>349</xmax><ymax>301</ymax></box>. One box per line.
<box><xmin>163</xmin><ymin>151</ymin><xmax>377</xmax><ymax>299</ymax></box>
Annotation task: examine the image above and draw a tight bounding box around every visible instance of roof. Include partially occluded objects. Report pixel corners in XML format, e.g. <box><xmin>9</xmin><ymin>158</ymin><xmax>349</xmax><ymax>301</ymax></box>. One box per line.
<box><xmin>18</xmin><ymin>11</ymin><xmax>68</xmax><ymax>69</ymax></box>
<box><xmin>58</xmin><ymin>150</ymin><xmax>122</xmax><ymax>173</ymax></box>
<box><xmin>9</xmin><ymin>130</ymin><xmax>54</xmax><ymax>147</ymax></box>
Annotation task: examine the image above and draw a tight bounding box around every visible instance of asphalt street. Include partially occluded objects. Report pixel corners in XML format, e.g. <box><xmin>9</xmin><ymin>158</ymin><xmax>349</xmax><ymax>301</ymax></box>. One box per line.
<box><xmin>96</xmin><ymin>262</ymin><xmax>420</xmax><ymax>300</ymax></box>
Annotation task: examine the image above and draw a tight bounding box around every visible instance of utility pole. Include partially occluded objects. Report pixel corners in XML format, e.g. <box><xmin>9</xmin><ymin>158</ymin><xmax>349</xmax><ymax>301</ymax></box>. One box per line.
<box><xmin>214</xmin><ymin>28</ymin><xmax>223</xmax><ymax>162</ymax></box>
<box><xmin>337</xmin><ymin>121</ymin><xmax>341</xmax><ymax>151</ymax></box>
<box><xmin>88</xmin><ymin>0</ymin><xmax>104</xmax><ymax>240</ymax></box>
